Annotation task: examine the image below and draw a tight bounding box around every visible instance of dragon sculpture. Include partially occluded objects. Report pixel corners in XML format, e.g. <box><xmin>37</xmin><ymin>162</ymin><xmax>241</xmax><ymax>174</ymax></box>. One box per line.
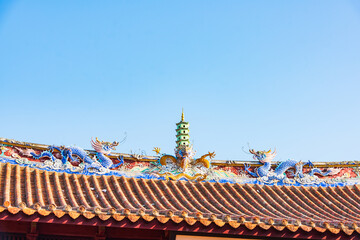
<box><xmin>30</xmin><ymin>138</ymin><xmax>123</xmax><ymax>171</ymax></box>
<box><xmin>154</xmin><ymin>145</ymin><xmax>215</xmax><ymax>181</ymax></box>
<box><xmin>244</xmin><ymin>149</ymin><xmax>339</xmax><ymax>181</ymax></box>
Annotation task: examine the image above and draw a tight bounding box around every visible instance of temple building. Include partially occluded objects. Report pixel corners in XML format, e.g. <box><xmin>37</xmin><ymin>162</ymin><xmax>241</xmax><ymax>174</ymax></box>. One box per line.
<box><xmin>0</xmin><ymin>113</ymin><xmax>359</xmax><ymax>240</ymax></box>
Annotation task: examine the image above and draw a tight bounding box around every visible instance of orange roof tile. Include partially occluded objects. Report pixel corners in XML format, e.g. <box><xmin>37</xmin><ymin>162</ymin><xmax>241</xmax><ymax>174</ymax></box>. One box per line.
<box><xmin>0</xmin><ymin>162</ymin><xmax>359</xmax><ymax>236</ymax></box>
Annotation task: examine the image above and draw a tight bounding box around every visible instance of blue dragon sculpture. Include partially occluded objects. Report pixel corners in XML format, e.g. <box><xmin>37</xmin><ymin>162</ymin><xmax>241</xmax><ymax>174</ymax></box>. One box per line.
<box><xmin>31</xmin><ymin>138</ymin><xmax>123</xmax><ymax>171</ymax></box>
<box><xmin>244</xmin><ymin>149</ymin><xmax>336</xmax><ymax>181</ymax></box>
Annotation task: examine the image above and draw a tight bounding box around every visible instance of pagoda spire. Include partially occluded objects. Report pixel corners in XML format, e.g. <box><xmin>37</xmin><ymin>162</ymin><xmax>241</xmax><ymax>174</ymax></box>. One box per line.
<box><xmin>176</xmin><ymin>110</ymin><xmax>190</xmax><ymax>149</ymax></box>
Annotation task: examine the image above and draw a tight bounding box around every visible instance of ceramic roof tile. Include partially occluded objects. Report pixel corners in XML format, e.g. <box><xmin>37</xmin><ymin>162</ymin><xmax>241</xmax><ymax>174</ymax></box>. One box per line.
<box><xmin>0</xmin><ymin>162</ymin><xmax>359</xmax><ymax>236</ymax></box>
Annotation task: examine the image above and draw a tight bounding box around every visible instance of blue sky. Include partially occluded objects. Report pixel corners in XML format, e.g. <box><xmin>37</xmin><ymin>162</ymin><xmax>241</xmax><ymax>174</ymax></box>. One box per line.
<box><xmin>0</xmin><ymin>1</ymin><xmax>359</xmax><ymax>162</ymax></box>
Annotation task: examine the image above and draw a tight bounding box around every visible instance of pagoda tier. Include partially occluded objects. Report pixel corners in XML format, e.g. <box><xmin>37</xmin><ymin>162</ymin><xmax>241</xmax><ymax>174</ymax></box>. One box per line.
<box><xmin>175</xmin><ymin>111</ymin><xmax>190</xmax><ymax>148</ymax></box>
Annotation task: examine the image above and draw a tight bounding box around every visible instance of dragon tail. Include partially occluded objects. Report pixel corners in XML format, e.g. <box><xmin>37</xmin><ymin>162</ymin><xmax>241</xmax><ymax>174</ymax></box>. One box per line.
<box><xmin>30</xmin><ymin>151</ymin><xmax>56</xmax><ymax>161</ymax></box>
<box><xmin>110</xmin><ymin>156</ymin><xmax>124</xmax><ymax>169</ymax></box>
<box><xmin>309</xmin><ymin>168</ymin><xmax>332</xmax><ymax>176</ymax></box>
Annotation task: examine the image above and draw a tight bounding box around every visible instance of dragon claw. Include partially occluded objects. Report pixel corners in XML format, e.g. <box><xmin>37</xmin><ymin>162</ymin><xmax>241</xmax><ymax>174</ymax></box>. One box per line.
<box><xmin>244</xmin><ymin>163</ymin><xmax>249</xmax><ymax>171</ymax></box>
<box><xmin>153</xmin><ymin>147</ymin><xmax>161</xmax><ymax>155</ymax></box>
<box><xmin>208</xmin><ymin>151</ymin><xmax>216</xmax><ymax>159</ymax></box>
<box><xmin>48</xmin><ymin>145</ymin><xmax>55</xmax><ymax>152</ymax></box>
<box><xmin>306</xmin><ymin>160</ymin><xmax>314</xmax><ymax>168</ymax></box>
<box><xmin>117</xmin><ymin>155</ymin><xmax>124</xmax><ymax>164</ymax></box>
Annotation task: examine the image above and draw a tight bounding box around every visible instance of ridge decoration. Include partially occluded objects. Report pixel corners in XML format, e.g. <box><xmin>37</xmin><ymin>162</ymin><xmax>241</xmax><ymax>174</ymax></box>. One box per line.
<box><xmin>1</xmin><ymin>137</ymin><xmax>124</xmax><ymax>174</ymax></box>
<box><xmin>152</xmin><ymin>146</ymin><xmax>215</xmax><ymax>181</ymax></box>
<box><xmin>150</xmin><ymin>110</ymin><xmax>216</xmax><ymax>181</ymax></box>
<box><xmin>0</xmin><ymin>137</ymin><xmax>359</xmax><ymax>186</ymax></box>
<box><xmin>245</xmin><ymin>148</ymin><xmax>344</xmax><ymax>184</ymax></box>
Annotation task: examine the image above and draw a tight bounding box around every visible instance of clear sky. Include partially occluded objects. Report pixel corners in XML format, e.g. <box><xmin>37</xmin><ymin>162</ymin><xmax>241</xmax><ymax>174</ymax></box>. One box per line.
<box><xmin>0</xmin><ymin>1</ymin><xmax>359</xmax><ymax>162</ymax></box>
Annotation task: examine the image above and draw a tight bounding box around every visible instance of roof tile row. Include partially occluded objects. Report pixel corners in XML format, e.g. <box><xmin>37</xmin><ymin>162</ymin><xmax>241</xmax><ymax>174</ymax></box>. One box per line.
<box><xmin>0</xmin><ymin>162</ymin><xmax>359</xmax><ymax>236</ymax></box>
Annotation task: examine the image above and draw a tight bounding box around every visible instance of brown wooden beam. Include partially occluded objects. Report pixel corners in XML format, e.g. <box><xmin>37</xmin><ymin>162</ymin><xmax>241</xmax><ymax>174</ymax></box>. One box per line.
<box><xmin>26</xmin><ymin>222</ymin><xmax>38</xmax><ymax>240</ymax></box>
<box><xmin>0</xmin><ymin>211</ymin><xmax>358</xmax><ymax>240</ymax></box>
<box><xmin>94</xmin><ymin>226</ymin><xmax>106</xmax><ymax>240</ymax></box>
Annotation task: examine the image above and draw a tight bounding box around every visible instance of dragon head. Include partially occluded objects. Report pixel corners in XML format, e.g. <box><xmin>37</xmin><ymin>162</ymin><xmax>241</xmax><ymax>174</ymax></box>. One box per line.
<box><xmin>249</xmin><ymin>148</ymin><xmax>276</xmax><ymax>163</ymax></box>
<box><xmin>91</xmin><ymin>137</ymin><xmax>119</xmax><ymax>154</ymax></box>
<box><xmin>175</xmin><ymin>145</ymin><xmax>196</xmax><ymax>160</ymax></box>
<box><xmin>175</xmin><ymin>145</ymin><xmax>196</xmax><ymax>170</ymax></box>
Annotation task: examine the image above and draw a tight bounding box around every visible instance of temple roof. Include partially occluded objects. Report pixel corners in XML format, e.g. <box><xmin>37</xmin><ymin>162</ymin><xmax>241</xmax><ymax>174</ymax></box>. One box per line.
<box><xmin>1</xmin><ymin>137</ymin><xmax>360</xmax><ymax>238</ymax></box>
<box><xmin>0</xmin><ymin>162</ymin><xmax>359</xmax><ymax>236</ymax></box>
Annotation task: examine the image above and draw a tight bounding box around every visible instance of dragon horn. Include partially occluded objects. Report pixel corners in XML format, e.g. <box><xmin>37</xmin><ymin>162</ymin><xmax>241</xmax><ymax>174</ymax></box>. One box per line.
<box><xmin>95</xmin><ymin>137</ymin><xmax>103</xmax><ymax>144</ymax></box>
<box><xmin>249</xmin><ymin>149</ymin><xmax>255</xmax><ymax>154</ymax></box>
<box><xmin>266</xmin><ymin>149</ymin><xmax>271</xmax><ymax>153</ymax></box>
<box><xmin>91</xmin><ymin>138</ymin><xmax>96</xmax><ymax>146</ymax></box>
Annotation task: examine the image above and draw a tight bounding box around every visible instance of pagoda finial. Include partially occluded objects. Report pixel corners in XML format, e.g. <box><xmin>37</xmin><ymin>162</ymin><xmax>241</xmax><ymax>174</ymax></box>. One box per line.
<box><xmin>176</xmin><ymin>110</ymin><xmax>190</xmax><ymax>148</ymax></box>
